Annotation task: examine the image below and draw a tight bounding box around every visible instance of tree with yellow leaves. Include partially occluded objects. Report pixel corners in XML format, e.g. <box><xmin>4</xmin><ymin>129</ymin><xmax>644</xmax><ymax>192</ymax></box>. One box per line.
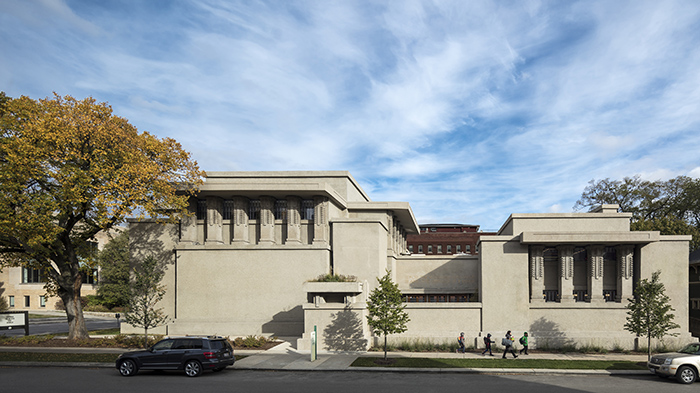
<box><xmin>0</xmin><ymin>92</ymin><xmax>204</xmax><ymax>339</ymax></box>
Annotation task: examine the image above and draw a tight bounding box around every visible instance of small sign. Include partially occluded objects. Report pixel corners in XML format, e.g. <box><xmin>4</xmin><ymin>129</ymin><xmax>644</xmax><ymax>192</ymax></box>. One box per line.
<box><xmin>0</xmin><ymin>311</ymin><xmax>29</xmax><ymax>335</ymax></box>
<box><xmin>310</xmin><ymin>325</ymin><xmax>317</xmax><ymax>362</ymax></box>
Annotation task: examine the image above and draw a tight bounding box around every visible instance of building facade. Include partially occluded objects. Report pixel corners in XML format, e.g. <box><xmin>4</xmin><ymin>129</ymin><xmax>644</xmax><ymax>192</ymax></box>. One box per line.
<box><xmin>126</xmin><ymin>171</ymin><xmax>692</xmax><ymax>351</ymax></box>
<box><xmin>406</xmin><ymin>223</ymin><xmax>496</xmax><ymax>255</ymax></box>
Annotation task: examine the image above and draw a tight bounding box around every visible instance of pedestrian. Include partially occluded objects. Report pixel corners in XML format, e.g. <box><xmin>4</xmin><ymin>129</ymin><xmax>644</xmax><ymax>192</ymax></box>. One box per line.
<box><xmin>501</xmin><ymin>330</ymin><xmax>518</xmax><ymax>358</ymax></box>
<box><xmin>519</xmin><ymin>332</ymin><xmax>529</xmax><ymax>355</ymax></box>
<box><xmin>457</xmin><ymin>332</ymin><xmax>466</xmax><ymax>354</ymax></box>
<box><xmin>482</xmin><ymin>333</ymin><xmax>495</xmax><ymax>356</ymax></box>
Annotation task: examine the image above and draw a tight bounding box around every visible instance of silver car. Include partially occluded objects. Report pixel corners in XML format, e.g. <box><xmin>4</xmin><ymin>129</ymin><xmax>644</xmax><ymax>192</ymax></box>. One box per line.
<box><xmin>648</xmin><ymin>343</ymin><xmax>700</xmax><ymax>384</ymax></box>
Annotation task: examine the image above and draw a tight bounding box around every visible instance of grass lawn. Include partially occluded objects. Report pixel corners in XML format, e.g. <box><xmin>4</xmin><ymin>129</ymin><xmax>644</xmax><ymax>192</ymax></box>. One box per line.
<box><xmin>351</xmin><ymin>357</ymin><xmax>647</xmax><ymax>370</ymax></box>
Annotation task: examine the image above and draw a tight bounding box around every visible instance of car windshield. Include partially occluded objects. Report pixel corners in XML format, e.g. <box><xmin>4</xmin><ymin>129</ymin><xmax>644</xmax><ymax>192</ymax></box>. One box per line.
<box><xmin>678</xmin><ymin>344</ymin><xmax>700</xmax><ymax>354</ymax></box>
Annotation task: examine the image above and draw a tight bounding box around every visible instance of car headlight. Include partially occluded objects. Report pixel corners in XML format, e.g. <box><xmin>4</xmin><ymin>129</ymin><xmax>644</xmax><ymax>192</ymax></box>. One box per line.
<box><xmin>664</xmin><ymin>358</ymin><xmax>672</xmax><ymax>365</ymax></box>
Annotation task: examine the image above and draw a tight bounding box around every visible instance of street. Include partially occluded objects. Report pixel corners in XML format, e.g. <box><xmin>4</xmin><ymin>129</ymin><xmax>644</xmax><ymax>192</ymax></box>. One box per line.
<box><xmin>0</xmin><ymin>368</ymin><xmax>692</xmax><ymax>393</ymax></box>
<box><xmin>0</xmin><ymin>317</ymin><xmax>119</xmax><ymax>337</ymax></box>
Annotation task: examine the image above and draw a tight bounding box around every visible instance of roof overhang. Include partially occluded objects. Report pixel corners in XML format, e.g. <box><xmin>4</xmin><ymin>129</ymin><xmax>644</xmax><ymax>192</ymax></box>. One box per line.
<box><xmin>520</xmin><ymin>231</ymin><xmax>660</xmax><ymax>245</ymax></box>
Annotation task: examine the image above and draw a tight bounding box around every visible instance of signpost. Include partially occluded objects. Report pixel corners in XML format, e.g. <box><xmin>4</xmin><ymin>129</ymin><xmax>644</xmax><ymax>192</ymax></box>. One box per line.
<box><xmin>0</xmin><ymin>311</ymin><xmax>29</xmax><ymax>336</ymax></box>
<box><xmin>310</xmin><ymin>325</ymin><xmax>317</xmax><ymax>362</ymax></box>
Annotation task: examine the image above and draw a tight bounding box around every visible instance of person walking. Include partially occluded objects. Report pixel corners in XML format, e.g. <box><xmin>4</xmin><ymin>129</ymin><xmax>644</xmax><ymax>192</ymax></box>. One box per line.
<box><xmin>457</xmin><ymin>332</ymin><xmax>466</xmax><ymax>354</ymax></box>
<box><xmin>482</xmin><ymin>333</ymin><xmax>494</xmax><ymax>356</ymax></box>
<box><xmin>502</xmin><ymin>330</ymin><xmax>518</xmax><ymax>359</ymax></box>
<box><xmin>519</xmin><ymin>332</ymin><xmax>529</xmax><ymax>355</ymax></box>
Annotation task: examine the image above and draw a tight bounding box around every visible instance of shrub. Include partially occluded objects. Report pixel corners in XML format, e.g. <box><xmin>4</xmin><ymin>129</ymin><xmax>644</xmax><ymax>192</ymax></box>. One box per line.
<box><xmin>54</xmin><ymin>297</ymin><xmax>89</xmax><ymax>311</ymax></box>
<box><xmin>310</xmin><ymin>274</ymin><xmax>357</xmax><ymax>282</ymax></box>
<box><xmin>83</xmin><ymin>304</ymin><xmax>110</xmax><ymax>312</ymax></box>
<box><xmin>112</xmin><ymin>334</ymin><xmax>164</xmax><ymax>348</ymax></box>
<box><xmin>233</xmin><ymin>335</ymin><xmax>273</xmax><ymax>348</ymax></box>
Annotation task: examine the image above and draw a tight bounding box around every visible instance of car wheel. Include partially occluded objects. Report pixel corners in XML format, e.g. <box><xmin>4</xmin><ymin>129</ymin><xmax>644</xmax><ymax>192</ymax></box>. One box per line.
<box><xmin>676</xmin><ymin>365</ymin><xmax>697</xmax><ymax>384</ymax></box>
<box><xmin>184</xmin><ymin>360</ymin><xmax>202</xmax><ymax>377</ymax></box>
<box><xmin>119</xmin><ymin>359</ymin><xmax>138</xmax><ymax>377</ymax></box>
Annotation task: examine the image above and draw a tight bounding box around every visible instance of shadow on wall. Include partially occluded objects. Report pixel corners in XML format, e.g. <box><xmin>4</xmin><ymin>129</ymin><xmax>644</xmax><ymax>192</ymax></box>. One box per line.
<box><xmin>262</xmin><ymin>306</ymin><xmax>304</xmax><ymax>337</ymax></box>
<box><xmin>128</xmin><ymin>222</ymin><xmax>177</xmax><ymax>270</ymax></box>
<box><xmin>529</xmin><ymin>317</ymin><xmax>575</xmax><ymax>349</ymax></box>
<box><xmin>323</xmin><ymin>305</ymin><xmax>368</xmax><ymax>351</ymax></box>
<box><xmin>408</xmin><ymin>259</ymin><xmax>477</xmax><ymax>291</ymax></box>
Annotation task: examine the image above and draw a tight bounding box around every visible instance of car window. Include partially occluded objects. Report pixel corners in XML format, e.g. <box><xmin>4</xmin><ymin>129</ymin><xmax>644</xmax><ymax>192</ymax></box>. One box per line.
<box><xmin>679</xmin><ymin>344</ymin><xmax>700</xmax><ymax>354</ymax></box>
<box><xmin>172</xmin><ymin>339</ymin><xmax>203</xmax><ymax>349</ymax></box>
<box><xmin>210</xmin><ymin>340</ymin><xmax>224</xmax><ymax>350</ymax></box>
<box><xmin>152</xmin><ymin>339</ymin><xmax>175</xmax><ymax>351</ymax></box>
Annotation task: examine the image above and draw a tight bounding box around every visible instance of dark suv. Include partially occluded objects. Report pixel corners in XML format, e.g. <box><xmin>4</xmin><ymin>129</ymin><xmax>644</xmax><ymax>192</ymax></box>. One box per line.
<box><xmin>116</xmin><ymin>336</ymin><xmax>235</xmax><ymax>377</ymax></box>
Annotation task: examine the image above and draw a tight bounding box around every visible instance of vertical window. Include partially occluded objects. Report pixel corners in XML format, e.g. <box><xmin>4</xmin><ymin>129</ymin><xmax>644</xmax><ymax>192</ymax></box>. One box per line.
<box><xmin>437</xmin><ymin>245</ymin><xmax>442</xmax><ymax>254</ymax></box>
<box><xmin>408</xmin><ymin>245</ymin><xmax>414</xmax><ymax>253</ymax></box>
<box><xmin>418</xmin><ymin>245</ymin><xmax>423</xmax><ymax>253</ymax></box>
<box><xmin>223</xmin><ymin>200</ymin><xmax>234</xmax><ymax>220</ymax></box>
<box><xmin>82</xmin><ymin>269</ymin><xmax>98</xmax><ymax>284</ymax></box>
<box><xmin>24</xmin><ymin>296</ymin><xmax>30</xmax><ymax>307</ymax></box>
<box><xmin>456</xmin><ymin>245</ymin><xmax>461</xmax><ymax>253</ymax></box>
<box><xmin>248</xmin><ymin>200</ymin><xmax>261</xmax><ymax>220</ymax></box>
<box><xmin>466</xmin><ymin>245</ymin><xmax>471</xmax><ymax>253</ymax></box>
<box><xmin>22</xmin><ymin>267</ymin><xmax>42</xmax><ymax>283</ymax></box>
<box><xmin>274</xmin><ymin>200</ymin><xmax>287</xmax><ymax>221</ymax></box>
<box><xmin>196</xmin><ymin>199</ymin><xmax>207</xmax><ymax>220</ymax></box>
<box><xmin>300</xmin><ymin>200</ymin><xmax>315</xmax><ymax>221</ymax></box>
<box><xmin>447</xmin><ymin>245</ymin><xmax>452</xmax><ymax>254</ymax></box>
<box><xmin>428</xmin><ymin>245</ymin><xmax>433</xmax><ymax>254</ymax></box>
<box><xmin>40</xmin><ymin>296</ymin><xmax>46</xmax><ymax>308</ymax></box>
<box><xmin>9</xmin><ymin>295</ymin><xmax>14</xmax><ymax>308</ymax></box>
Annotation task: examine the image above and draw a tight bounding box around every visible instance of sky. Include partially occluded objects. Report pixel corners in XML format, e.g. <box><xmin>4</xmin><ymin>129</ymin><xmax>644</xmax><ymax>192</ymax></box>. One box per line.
<box><xmin>2</xmin><ymin>0</ymin><xmax>700</xmax><ymax>231</ymax></box>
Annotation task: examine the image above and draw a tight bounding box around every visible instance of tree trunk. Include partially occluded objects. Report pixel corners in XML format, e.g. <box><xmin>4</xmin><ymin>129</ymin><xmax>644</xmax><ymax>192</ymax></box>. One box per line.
<box><xmin>144</xmin><ymin>327</ymin><xmax>149</xmax><ymax>349</ymax></box>
<box><xmin>384</xmin><ymin>334</ymin><xmax>387</xmax><ymax>360</ymax></box>
<box><xmin>56</xmin><ymin>266</ymin><xmax>89</xmax><ymax>339</ymax></box>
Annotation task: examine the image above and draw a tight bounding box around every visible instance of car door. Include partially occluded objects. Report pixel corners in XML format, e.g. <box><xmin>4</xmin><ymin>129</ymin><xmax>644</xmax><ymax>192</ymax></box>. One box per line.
<box><xmin>166</xmin><ymin>339</ymin><xmax>200</xmax><ymax>368</ymax></box>
<box><xmin>141</xmin><ymin>339</ymin><xmax>175</xmax><ymax>368</ymax></box>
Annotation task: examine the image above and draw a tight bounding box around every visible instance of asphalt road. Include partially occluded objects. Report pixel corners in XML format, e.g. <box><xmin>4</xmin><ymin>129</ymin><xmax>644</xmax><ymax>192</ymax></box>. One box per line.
<box><xmin>0</xmin><ymin>368</ymin><xmax>691</xmax><ymax>393</ymax></box>
<box><xmin>0</xmin><ymin>317</ymin><xmax>119</xmax><ymax>336</ymax></box>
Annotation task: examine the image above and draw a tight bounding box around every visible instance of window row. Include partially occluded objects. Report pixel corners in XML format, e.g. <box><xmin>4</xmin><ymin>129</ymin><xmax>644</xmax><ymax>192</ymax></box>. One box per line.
<box><xmin>408</xmin><ymin>244</ymin><xmax>476</xmax><ymax>254</ymax></box>
<box><xmin>197</xmin><ymin>198</ymin><xmax>315</xmax><ymax>221</ymax></box>
<box><xmin>403</xmin><ymin>293</ymin><xmax>479</xmax><ymax>303</ymax></box>
<box><xmin>7</xmin><ymin>295</ymin><xmax>46</xmax><ymax>308</ymax></box>
<box><xmin>21</xmin><ymin>267</ymin><xmax>98</xmax><ymax>284</ymax></box>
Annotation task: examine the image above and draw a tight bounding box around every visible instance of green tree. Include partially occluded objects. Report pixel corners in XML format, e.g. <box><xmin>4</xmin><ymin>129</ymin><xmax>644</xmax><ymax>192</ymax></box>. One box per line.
<box><xmin>366</xmin><ymin>270</ymin><xmax>410</xmax><ymax>360</ymax></box>
<box><xmin>624</xmin><ymin>271</ymin><xmax>680</xmax><ymax>360</ymax></box>
<box><xmin>575</xmin><ymin>175</ymin><xmax>700</xmax><ymax>250</ymax></box>
<box><xmin>124</xmin><ymin>255</ymin><xmax>168</xmax><ymax>348</ymax></box>
<box><xmin>96</xmin><ymin>231</ymin><xmax>130</xmax><ymax>309</ymax></box>
<box><xmin>0</xmin><ymin>93</ymin><xmax>203</xmax><ymax>339</ymax></box>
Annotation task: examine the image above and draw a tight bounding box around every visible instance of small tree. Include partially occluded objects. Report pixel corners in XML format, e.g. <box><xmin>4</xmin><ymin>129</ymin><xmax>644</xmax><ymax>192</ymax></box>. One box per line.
<box><xmin>624</xmin><ymin>270</ymin><xmax>680</xmax><ymax>360</ymax></box>
<box><xmin>124</xmin><ymin>255</ymin><xmax>168</xmax><ymax>348</ymax></box>
<box><xmin>96</xmin><ymin>231</ymin><xmax>130</xmax><ymax>309</ymax></box>
<box><xmin>366</xmin><ymin>270</ymin><xmax>410</xmax><ymax>360</ymax></box>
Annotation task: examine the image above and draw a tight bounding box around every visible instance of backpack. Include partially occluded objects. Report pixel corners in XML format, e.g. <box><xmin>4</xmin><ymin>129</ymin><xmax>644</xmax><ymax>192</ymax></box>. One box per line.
<box><xmin>519</xmin><ymin>336</ymin><xmax>526</xmax><ymax>345</ymax></box>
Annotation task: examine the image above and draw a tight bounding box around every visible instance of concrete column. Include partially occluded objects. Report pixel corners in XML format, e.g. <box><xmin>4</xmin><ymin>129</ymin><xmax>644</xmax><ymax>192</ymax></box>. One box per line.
<box><xmin>587</xmin><ymin>245</ymin><xmax>605</xmax><ymax>303</ymax></box>
<box><xmin>530</xmin><ymin>246</ymin><xmax>545</xmax><ymax>303</ymax></box>
<box><xmin>617</xmin><ymin>245</ymin><xmax>634</xmax><ymax>302</ymax></box>
<box><xmin>558</xmin><ymin>245</ymin><xmax>575</xmax><ymax>303</ymax></box>
<box><xmin>231</xmin><ymin>196</ymin><xmax>249</xmax><ymax>244</ymax></box>
<box><xmin>205</xmin><ymin>196</ymin><xmax>224</xmax><ymax>244</ymax></box>
<box><xmin>312</xmin><ymin>196</ymin><xmax>329</xmax><ymax>244</ymax></box>
<box><xmin>259</xmin><ymin>196</ymin><xmax>275</xmax><ymax>244</ymax></box>
<box><xmin>286</xmin><ymin>196</ymin><xmax>302</xmax><ymax>243</ymax></box>
<box><xmin>180</xmin><ymin>197</ymin><xmax>198</xmax><ymax>243</ymax></box>
<box><xmin>386</xmin><ymin>212</ymin><xmax>394</xmax><ymax>254</ymax></box>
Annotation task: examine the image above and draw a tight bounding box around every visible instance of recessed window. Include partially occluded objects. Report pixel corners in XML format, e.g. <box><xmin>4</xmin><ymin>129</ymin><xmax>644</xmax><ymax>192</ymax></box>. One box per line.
<box><xmin>249</xmin><ymin>200</ymin><xmax>261</xmax><ymax>220</ymax></box>
<box><xmin>437</xmin><ymin>245</ymin><xmax>442</xmax><ymax>254</ymax></box>
<box><xmin>9</xmin><ymin>296</ymin><xmax>14</xmax><ymax>308</ymax></box>
<box><xmin>409</xmin><ymin>245</ymin><xmax>414</xmax><ymax>253</ymax></box>
<box><xmin>223</xmin><ymin>199</ymin><xmax>234</xmax><ymax>220</ymax></box>
<box><xmin>428</xmin><ymin>245</ymin><xmax>433</xmax><ymax>254</ymax></box>
<box><xmin>447</xmin><ymin>245</ymin><xmax>452</xmax><ymax>254</ymax></box>
<box><xmin>274</xmin><ymin>200</ymin><xmax>288</xmax><ymax>221</ymax></box>
<box><xmin>418</xmin><ymin>245</ymin><xmax>423</xmax><ymax>253</ymax></box>
<box><xmin>456</xmin><ymin>245</ymin><xmax>461</xmax><ymax>253</ymax></box>
<box><xmin>196</xmin><ymin>199</ymin><xmax>207</xmax><ymax>220</ymax></box>
<box><xmin>22</xmin><ymin>267</ymin><xmax>42</xmax><ymax>283</ymax></box>
<box><xmin>301</xmin><ymin>200</ymin><xmax>315</xmax><ymax>221</ymax></box>
<box><xmin>40</xmin><ymin>296</ymin><xmax>46</xmax><ymax>308</ymax></box>
<box><xmin>24</xmin><ymin>296</ymin><xmax>30</xmax><ymax>307</ymax></box>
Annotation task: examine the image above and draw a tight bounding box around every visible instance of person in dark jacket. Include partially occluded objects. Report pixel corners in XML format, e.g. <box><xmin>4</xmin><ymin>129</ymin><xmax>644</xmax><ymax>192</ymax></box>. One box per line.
<box><xmin>457</xmin><ymin>332</ymin><xmax>466</xmax><ymax>353</ymax></box>
<box><xmin>482</xmin><ymin>333</ymin><xmax>495</xmax><ymax>356</ymax></box>
<box><xmin>502</xmin><ymin>330</ymin><xmax>518</xmax><ymax>359</ymax></box>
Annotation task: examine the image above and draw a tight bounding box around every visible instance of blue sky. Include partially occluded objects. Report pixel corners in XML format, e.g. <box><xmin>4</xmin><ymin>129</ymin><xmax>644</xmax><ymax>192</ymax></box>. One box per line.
<box><xmin>2</xmin><ymin>0</ymin><xmax>700</xmax><ymax>230</ymax></box>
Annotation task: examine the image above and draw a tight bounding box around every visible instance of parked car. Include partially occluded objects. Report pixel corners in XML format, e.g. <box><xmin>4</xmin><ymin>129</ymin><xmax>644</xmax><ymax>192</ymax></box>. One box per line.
<box><xmin>648</xmin><ymin>343</ymin><xmax>700</xmax><ymax>384</ymax></box>
<box><xmin>116</xmin><ymin>336</ymin><xmax>235</xmax><ymax>377</ymax></box>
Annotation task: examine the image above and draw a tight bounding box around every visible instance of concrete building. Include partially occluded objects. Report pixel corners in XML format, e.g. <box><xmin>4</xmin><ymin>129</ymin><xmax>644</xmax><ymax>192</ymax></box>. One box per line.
<box><xmin>126</xmin><ymin>171</ymin><xmax>692</xmax><ymax>351</ymax></box>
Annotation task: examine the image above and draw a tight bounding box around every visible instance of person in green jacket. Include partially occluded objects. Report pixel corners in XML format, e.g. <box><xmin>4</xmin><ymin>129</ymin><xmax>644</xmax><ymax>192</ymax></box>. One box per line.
<box><xmin>519</xmin><ymin>332</ymin><xmax>529</xmax><ymax>355</ymax></box>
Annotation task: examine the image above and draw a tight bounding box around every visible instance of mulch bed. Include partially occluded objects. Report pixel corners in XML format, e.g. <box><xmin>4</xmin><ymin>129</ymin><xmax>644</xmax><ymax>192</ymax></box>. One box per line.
<box><xmin>0</xmin><ymin>338</ymin><xmax>282</xmax><ymax>350</ymax></box>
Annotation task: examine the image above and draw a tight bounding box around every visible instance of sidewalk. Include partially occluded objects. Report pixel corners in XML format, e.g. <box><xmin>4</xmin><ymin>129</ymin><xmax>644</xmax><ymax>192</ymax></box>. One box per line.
<box><xmin>0</xmin><ymin>341</ymin><xmax>652</xmax><ymax>375</ymax></box>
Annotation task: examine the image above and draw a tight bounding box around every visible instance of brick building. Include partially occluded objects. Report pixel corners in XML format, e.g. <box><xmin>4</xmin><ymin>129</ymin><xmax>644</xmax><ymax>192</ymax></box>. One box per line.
<box><xmin>407</xmin><ymin>224</ymin><xmax>496</xmax><ymax>255</ymax></box>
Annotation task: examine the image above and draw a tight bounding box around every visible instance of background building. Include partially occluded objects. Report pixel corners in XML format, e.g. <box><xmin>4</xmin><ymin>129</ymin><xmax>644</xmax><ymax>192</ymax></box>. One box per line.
<box><xmin>407</xmin><ymin>224</ymin><xmax>496</xmax><ymax>255</ymax></box>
